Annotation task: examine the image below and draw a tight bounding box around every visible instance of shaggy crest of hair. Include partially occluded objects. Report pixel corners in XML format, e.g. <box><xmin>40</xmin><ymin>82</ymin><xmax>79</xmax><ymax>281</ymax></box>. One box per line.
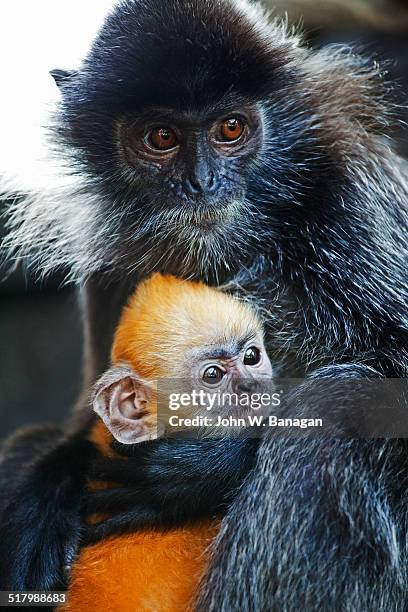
<box><xmin>111</xmin><ymin>273</ymin><xmax>263</xmax><ymax>379</ymax></box>
<box><xmin>302</xmin><ymin>45</ymin><xmax>393</xmax><ymax>155</ymax></box>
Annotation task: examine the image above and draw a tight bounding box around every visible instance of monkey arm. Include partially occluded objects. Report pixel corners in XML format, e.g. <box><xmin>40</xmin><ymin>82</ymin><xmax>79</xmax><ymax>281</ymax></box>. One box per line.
<box><xmin>0</xmin><ymin>428</ymin><xmax>97</xmax><ymax>590</ymax></box>
<box><xmin>198</xmin><ymin>438</ymin><xmax>408</xmax><ymax>611</ymax></box>
<box><xmin>78</xmin><ymin>276</ymin><xmax>138</xmax><ymax>407</ymax></box>
<box><xmin>82</xmin><ymin>362</ymin><xmax>390</xmax><ymax>542</ymax></box>
<box><xmin>196</xmin><ymin>363</ymin><xmax>408</xmax><ymax>611</ymax></box>
<box><xmin>82</xmin><ymin>437</ymin><xmax>259</xmax><ymax>542</ymax></box>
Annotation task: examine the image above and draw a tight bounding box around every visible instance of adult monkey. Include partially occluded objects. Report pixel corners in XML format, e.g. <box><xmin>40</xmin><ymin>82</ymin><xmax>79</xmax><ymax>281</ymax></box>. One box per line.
<box><xmin>3</xmin><ymin>0</ymin><xmax>408</xmax><ymax>608</ymax></box>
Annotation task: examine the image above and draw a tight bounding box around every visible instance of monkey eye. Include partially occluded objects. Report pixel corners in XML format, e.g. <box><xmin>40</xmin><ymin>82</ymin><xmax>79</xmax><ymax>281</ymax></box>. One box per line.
<box><xmin>243</xmin><ymin>346</ymin><xmax>261</xmax><ymax>366</ymax></box>
<box><xmin>147</xmin><ymin>127</ymin><xmax>178</xmax><ymax>151</ymax></box>
<box><xmin>218</xmin><ymin>117</ymin><xmax>245</xmax><ymax>142</ymax></box>
<box><xmin>202</xmin><ymin>366</ymin><xmax>225</xmax><ymax>385</ymax></box>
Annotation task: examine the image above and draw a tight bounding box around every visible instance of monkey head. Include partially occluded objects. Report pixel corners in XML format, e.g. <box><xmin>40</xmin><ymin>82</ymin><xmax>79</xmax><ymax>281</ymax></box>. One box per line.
<box><xmin>93</xmin><ymin>273</ymin><xmax>273</xmax><ymax>444</ymax></box>
<box><xmin>48</xmin><ymin>0</ymin><xmax>280</xmax><ymax>281</ymax></box>
<box><xmin>6</xmin><ymin>0</ymin><xmax>388</xmax><ymax>284</ymax></box>
<box><xmin>33</xmin><ymin>0</ymin><xmax>380</xmax><ymax>284</ymax></box>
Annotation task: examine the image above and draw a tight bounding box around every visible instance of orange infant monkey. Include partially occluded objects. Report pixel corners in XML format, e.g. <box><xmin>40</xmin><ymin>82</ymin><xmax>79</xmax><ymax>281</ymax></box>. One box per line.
<box><xmin>64</xmin><ymin>273</ymin><xmax>272</xmax><ymax>612</ymax></box>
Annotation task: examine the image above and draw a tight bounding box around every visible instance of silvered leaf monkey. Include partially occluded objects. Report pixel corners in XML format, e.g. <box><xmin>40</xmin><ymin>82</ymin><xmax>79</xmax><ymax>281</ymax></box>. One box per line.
<box><xmin>2</xmin><ymin>0</ymin><xmax>408</xmax><ymax>608</ymax></box>
<box><xmin>64</xmin><ymin>272</ymin><xmax>273</xmax><ymax>612</ymax></box>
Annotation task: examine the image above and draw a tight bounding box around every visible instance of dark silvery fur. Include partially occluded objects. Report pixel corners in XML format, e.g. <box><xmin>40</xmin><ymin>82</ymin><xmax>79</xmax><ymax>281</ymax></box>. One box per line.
<box><xmin>83</xmin><ymin>436</ymin><xmax>259</xmax><ymax>543</ymax></box>
<box><xmin>196</xmin><ymin>365</ymin><xmax>408</xmax><ymax>611</ymax></box>
<box><xmin>2</xmin><ymin>0</ymin><xmax>408</xmax><ymax>607</ymax></box>
<box><xmin>0</xmin><ymin>423</ymin><xmax>257</xmax><ymax>590</ymax></box>
<box><xmin>0</xmin><ymin>426</ymin><xmax>97</xmax><ymax>590</ymax></box>
<box><xmin>198</xmin><ymin>437</ymin><xmax>408</xmax><ymax>611</ymax></box>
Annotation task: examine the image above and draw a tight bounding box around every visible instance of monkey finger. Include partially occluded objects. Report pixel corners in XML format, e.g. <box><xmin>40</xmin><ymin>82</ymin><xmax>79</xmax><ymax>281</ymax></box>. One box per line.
<box><xmin>82</xmin><ymin>486</ymin><xmax>150</xmax><ymax>514</ymax></box>
<box><xmin>84</xmin><ymin>507</ymin><xmax>162</xmax><ymax>543</ymax></box>
<box><xmin>88</xmin><ymin>457</ymin><xmax>149</xmax><ymax>485</ymax></box>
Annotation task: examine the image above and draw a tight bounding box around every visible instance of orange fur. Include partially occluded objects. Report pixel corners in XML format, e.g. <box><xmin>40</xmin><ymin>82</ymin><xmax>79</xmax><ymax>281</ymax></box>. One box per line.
<box><xmin>112</xmin><ymin>272</ymin><xmax>262</xmax><ymax>380</ymax></box>
<box><xmin>88</xmin><ymin>420</ymin><xmax>117</xmax><ymax>458</ymax></box>
<box><xmin>62</xmin><ymin>522</ymin><xmax>219</xmax><ymax>612</ymax></box>
<box><xmin>86</xmin><ymin>421</ymin><xmax>122</xmax><ymax>524</ymax></box>
<box><xmin>66</xmin><ymin>274</ymin><xmax>260</xmax><ymax>610</ymax></box>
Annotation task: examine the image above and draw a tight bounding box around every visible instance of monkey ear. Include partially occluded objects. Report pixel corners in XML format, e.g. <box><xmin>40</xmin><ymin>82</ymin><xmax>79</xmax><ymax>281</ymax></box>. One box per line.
<box><xmin>93</xmin><ymin>365</ymin><xmax>157</xmax><ymax>445</ymax></box>
<box><xmin>50</xmin><ymin>68</ymin><xmax>78</xmax><ymax>89</ymax></box>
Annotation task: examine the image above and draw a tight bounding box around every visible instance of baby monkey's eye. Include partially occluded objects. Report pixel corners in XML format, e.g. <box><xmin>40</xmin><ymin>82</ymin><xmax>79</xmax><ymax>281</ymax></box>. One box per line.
<box><xmin>147</xmin><ymin>127</ymin><xmax>178</xmax><ymax>151</ymax></box>
<box><xmin>219</xmin><ymin>117</ymin><xmax>245</xmax><ymax>142</ymax></box>
<box><xmin>202</xmin><ymin>366</ymin><xmax>225</xmax><ymax>384</ymax></box>
<box><xmin>243</xmin><ymin>346</ymin><xmax>261</xmax><ymax>366</ymax></box>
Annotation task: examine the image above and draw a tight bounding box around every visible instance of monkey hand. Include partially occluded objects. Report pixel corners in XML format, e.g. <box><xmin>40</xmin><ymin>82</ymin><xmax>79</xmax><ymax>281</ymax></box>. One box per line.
<box><xmin>276</xmin><ymin>362</ymin><xmax>396</xmax><ymax>437</ymax></box>
<box><xmin>82</xmin><ymin>437</ymin><xmax>258</xmax><ymax>543</ymax></box>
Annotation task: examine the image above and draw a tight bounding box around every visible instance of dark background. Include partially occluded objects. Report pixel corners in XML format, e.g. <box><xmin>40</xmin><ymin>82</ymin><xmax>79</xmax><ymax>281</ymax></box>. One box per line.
<box><xmin>1</xmin><ymin>0</ymin><xmax>408</xmax><ymax>440</ymax></box>
<box><xmin>0</xmin><ymin>255</ymin><xmax>82</xmax><ymax>439</ymax></box>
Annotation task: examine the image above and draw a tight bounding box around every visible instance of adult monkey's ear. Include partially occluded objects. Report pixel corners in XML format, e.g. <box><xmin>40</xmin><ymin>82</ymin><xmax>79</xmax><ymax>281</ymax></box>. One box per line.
<box><xmin>50</xmin><ymin>68</ymin><xmax>78</xmax><ymax>89</ymax></box>
<box><xmin>93</xmin><ymin>365</ymin><xmax>157</xmax><ymax>445</ymax></box>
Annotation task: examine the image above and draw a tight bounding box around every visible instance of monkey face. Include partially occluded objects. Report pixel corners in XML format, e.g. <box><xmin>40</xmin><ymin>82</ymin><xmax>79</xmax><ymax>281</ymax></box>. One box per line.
<box><xmin>191</xmin><ymin>337</ymin><xmax>273</xmax><ymax>396</ymax></box>
<box><xmin>116</xmin><ymin>103</ymin><xmax>263</xmax><ymax>228</ymax></box>
<box><xmin>93</xmin><ymin>338</ymin><xmax>273</xmax><ymax>444</ymax></box>
<box><xmin>7</xmin><ymin>0</ymin><xmax>363</xmax><ymax>283</ymax></box>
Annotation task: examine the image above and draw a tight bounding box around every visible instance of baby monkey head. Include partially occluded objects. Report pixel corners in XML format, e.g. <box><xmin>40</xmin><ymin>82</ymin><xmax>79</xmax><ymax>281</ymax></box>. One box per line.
<box><xmin>93</xmin><ymin>273</ymin><xmax>272</xmax><ymax>444</ymax></box>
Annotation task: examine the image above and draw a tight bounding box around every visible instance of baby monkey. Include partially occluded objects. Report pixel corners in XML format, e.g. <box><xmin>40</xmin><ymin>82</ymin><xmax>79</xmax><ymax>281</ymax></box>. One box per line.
<box><xmin>84</xmin><ymin>272</ymin><xmax>273</xmax><ymax>540</ymax></box>
<box><xmin>0</xmin><ymin>272</ymin><xmax>273</xmax><ymax>597</ymax></box>
<box><xmin>63</xmin><ymin>273</ymin><xmax>273</xmax><ymax>612</ymax></box>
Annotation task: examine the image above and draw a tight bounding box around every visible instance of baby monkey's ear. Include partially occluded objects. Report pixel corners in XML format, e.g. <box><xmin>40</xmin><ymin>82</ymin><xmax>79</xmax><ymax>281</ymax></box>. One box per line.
<box><xmin>93</xmin><ymin>365</ymin><xmax>156</xmax><ymax>445</ymax></box>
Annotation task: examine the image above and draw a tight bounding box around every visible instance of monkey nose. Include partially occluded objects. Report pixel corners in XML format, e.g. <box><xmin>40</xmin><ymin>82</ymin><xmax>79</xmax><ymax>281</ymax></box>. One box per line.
<box><xmin>235</xmin><ymin>380</ymin><xmax>256</xmax><ymax>394</ymax></box>
<box><xmin>185</xmin><ymin>171</ymin><xmax>217</xmax><ymax>196</ymax></box>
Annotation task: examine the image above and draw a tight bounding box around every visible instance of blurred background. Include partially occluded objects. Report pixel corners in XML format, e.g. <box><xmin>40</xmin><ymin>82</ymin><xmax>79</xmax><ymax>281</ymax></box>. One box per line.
<box><xmin>1</xmin><ymin>0</ymin><xmax>408</xmax><ymax>439</ymax></box>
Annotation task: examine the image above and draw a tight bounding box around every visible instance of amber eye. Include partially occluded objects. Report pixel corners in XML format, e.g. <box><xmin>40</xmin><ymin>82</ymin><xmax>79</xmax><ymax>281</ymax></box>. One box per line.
<box><xmin>243</xmin><ymin>347</ymin><xmax>261</xmax><ymax>366</ymax></box>
<box><xmin>148</xmin><ymin>127</ymin><xmax>178</xmax><ymax>151</ymax></box>
<box><xmin>219</xmin><ymin>117</ymin><xmax>245</xmax><ymax>142</ymax></box>
<box><xmin>202</xmin><ymin>366</ymin><xmax>225</xmax><ymax>385</ymax></box>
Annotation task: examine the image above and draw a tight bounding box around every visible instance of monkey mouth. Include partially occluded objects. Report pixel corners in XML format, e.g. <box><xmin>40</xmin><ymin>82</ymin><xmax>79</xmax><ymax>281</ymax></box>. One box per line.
<box><xmin>182</xmin><ymin>200</ymin><xmax>241</xmax><ymax>230</ymax></box>
<box><xmin>191</xmin><ymin>215</ymin><xmax>226</xmax><ymax>230</ymax></box>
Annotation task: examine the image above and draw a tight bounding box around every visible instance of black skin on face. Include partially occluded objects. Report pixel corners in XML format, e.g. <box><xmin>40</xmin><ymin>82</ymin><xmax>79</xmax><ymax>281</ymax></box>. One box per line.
<box><xmin>117</xmin><ymin>104</ymin><xmax>263</xmax><ymax>212</ymax></box>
